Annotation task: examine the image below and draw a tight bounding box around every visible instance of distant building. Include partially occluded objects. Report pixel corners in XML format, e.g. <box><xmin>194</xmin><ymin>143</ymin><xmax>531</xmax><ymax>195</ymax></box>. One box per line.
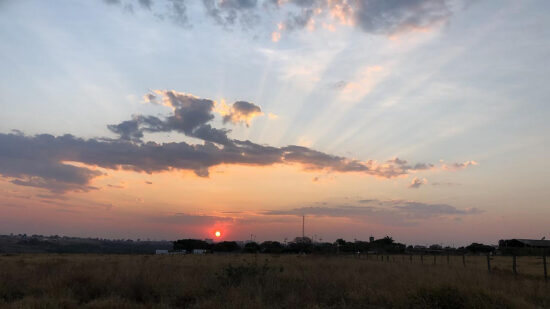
<box><xmin>499</xmin><ymin>239</ymin><xmax>550</xmax><ymax>249</ymax></box>
<box><xmin>155</xmin><ymin>249</ymin><xmax>169</xmax><ymax>254</ymax></box>
<box><xmin>369</xmin><ymin>236</ymin><xmax>374</xmax><ymax>243</ymax></box>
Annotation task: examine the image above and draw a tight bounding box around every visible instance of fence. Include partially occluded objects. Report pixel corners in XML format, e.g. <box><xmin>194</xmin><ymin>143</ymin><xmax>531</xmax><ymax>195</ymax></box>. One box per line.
<box><xmin>359</xmin><ymin>253</ymin><xmax>548</xmax><ymax>281</ymax></box>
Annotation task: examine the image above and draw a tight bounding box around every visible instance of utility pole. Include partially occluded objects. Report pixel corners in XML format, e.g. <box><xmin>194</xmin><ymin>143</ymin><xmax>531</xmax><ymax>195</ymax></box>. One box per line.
<box><xmin>302</xmin><ymin>215</ymin><xmax>305</xmax><ymax>240</ymax></box>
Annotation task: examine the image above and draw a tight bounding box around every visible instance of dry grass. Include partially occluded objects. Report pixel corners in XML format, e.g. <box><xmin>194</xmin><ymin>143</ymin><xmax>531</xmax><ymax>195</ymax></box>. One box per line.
<box><xmin>0</xmin><ymin>254</ymin><xmax>548</xmax><ymax>308</ymax></box>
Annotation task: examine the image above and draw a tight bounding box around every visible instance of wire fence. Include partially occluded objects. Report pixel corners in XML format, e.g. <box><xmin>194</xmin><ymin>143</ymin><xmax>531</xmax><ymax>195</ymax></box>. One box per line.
<box><xmin>356</xmin><ymin>253</ymin><xmax>548</xmax><ymax>281</ymax></box>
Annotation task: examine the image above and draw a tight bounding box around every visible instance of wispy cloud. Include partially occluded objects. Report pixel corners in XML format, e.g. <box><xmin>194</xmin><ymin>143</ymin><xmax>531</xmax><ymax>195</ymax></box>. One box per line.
<box><xmin>261</xmin><ymin>198</ymin><xmax>483</xmax><ymax>226</ymax></box>
<box><xmin>149</xmin><ymin>212</ymin><xmax>234</xmax><ymax>225</ymax></box>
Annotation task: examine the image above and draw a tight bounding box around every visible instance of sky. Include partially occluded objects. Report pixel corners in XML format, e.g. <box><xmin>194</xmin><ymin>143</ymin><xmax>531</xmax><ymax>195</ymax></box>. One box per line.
<box><xmin>0</xmin><ymin>0</ymin><xmax>549</xmax><ymax>246</ymax></box>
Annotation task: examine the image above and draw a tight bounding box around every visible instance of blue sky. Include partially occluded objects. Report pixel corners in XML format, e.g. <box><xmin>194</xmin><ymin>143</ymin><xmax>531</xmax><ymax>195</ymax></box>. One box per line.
<box><xmin>0</xmin><ymin>0</ymin><xmax>548</xmax><ymax>244</ymax></box>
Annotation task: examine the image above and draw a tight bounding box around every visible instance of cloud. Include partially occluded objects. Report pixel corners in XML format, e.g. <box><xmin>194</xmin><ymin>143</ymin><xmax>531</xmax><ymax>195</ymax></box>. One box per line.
<box><xmin>353</xmin><ymin>0</ymin><xmax>451</xmax><ymax>35</ymax></box>
<box><xmin>0</xmin><ymin>90</ymin><xmax>474</xmax><ymax>193</ymax></box>
<box><xmin>408</xmin><ymin>177</ymin><xmax>427</xmax><ymax>188</ymax></box>
<box><xmin>431</xmin><ymin>181</ymin><xmax>460</xmax><ymax>187</ymax></box>
<box><xmin>103</xmin><ymin>0</ymin><xmax>121</xmax><ymax>5</ymax></box>
<box><xmin>0</xmin><ymin>135</ymin><xmax>103</xmax><ymax>193</ymax></box>
<box><xmin>110</xmin><ymin>90</ymin><xmax>233</xmax><ymax>145</ymax></box>
<box><xmin>103</xmin><ymin>0</ymin><xmax>459</xmax><ymax>39</ymax></box>
<box><xmin>150</xmin><ymin>212</ymin><xmax>234</xmax><ymax>225</ymax></box>
<box><xmin>203</xmin><ymin>0</ymin><xmax>260</xmax><ymax>28</ymax></box>
<box><xmin>168</xmin><ymin>0</ymin><xmax>189</xmax><ymax>26</ymax></box>
<box><xmin>392</xmin><ymin>201</ymin><xmax>482</xmax><ymax>218</ymax></box>
<box><xmin>107</xmin><ymin>183</ymin><xmax>125</xmax><ymax>189</ymax></box>
<box><xmin>218</xmin><ymin>100</ymin><xmax>264</xmax><ymax>126</ymax></box>
<box><xmin>262</xmin><ymin>198</ymin><xmax>482</xmax><ymax>226</ymax></box>
<box><xmin>442</xmin><ymin>160</ymin><xmax>478</xmax><ymax>171</ymax></box>
<box><xmin>138</xmin><ymin>0</ymin><xmax>152</xmax><ymax>10</ymax></box>
<box><xmin>268</xmin><ymin>0</ymin><xmax>453</xmax><ymax>40</ymax></box>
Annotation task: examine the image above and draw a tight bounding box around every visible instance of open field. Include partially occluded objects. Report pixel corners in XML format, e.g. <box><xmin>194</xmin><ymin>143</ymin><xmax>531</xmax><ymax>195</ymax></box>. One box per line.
<box><xmin>0</xmin><ymin>254</ymin><xmax>549</xmax><ymax>308</ymax></box>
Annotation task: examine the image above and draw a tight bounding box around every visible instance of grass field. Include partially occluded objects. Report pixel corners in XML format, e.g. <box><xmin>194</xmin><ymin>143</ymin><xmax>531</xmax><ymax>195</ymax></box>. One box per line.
<box><xmin>0</xmin><ymin>254</ymin><xmax>548</xmax><ymax>308</ymax></box>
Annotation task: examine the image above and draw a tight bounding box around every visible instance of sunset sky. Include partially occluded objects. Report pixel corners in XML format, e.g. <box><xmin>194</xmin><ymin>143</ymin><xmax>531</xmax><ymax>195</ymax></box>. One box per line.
<box><xmin>1</xmin><ymin>0</ymin><xmax>548</xmax><ymax>246</ymax></box>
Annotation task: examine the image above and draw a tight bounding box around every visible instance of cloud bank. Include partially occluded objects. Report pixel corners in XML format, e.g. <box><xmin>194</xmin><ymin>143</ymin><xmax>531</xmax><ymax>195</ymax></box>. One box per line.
<box><xmin>0</xmin><ymin>90</ymin><xmax>476</xmax><ymax>193</ymax></box>
<box><xmin>262</xmin><ymin>198</ymin><xmax>482</xmax><ymax>226</ymax></box>
<box><xmin>104</xmin><ymin>0</ymin><xmax>459</xmax><ymax>39</ymax></box>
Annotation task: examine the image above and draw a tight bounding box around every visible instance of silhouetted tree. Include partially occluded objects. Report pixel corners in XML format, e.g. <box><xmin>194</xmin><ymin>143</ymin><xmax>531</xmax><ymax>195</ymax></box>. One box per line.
<box><xmin>213</xmin><ymin>241</ymin><xmax>240</xmax><ymax>252</ymax></box>
<box><xmin>260</xmin><ymin>241</ymin><xmax>283</xmax><ymax>253</ymax></box>
<box><xmin>173</xmin><ymin>239</ymin><xmax>210</xmax><ymax>252</ymax></box>
<box><xmin>243</xmin><ymin>242</ymin><xmax>260</xmax><ymax>253</ymax></box>
<box><xmin>465</xmin><ymin>243</ymin><xmax>495</xmax><ymax>254</ymax></box>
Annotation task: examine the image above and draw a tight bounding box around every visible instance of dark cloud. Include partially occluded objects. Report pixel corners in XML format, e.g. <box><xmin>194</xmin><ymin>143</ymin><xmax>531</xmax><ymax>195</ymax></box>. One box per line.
<box><xmin>109</xmin><ymin>91</ymin><xmax>232</xmax><ymax>145</ymax></box>
<box><xmin>203</xmin><ymin>0</ymin><xmax>259</xmax><ymax>28</ymax></box>
<box><xmin>0</xmin><ymin>134</ymin><xmax>102</xmax><ymax>193</ymax></box>
<box><xmin>353</xmin><ymin>0</ymin><xmax>451</xmax><ymax>35</ymax></box>
<box><xmin>222</xmin><ymin>101</ymin><xmax>263</xmax><ymax>126</ymax></box>
<box><xmin>102</xmin><ymin>0</ymin><xmax>458</xmax><ymax>37</ymax></box>
<box><xmin>138</xmin><ymin>0</ymin><xmax>152</xmax><ymax>10</ymax></box>
<box><xmin>167</xmin><ymin>0</ymin><xmax>189</xmax><ymax>26</ymax></box>
<box><xmin>1</xmin><ymin>90</ymin><xmax>474</xmax><ymax>194</ymax></box>
<box><xmin>270</xmin><ymin>0</ymin><xmax>452</xmax><ymax>38</ymax></box>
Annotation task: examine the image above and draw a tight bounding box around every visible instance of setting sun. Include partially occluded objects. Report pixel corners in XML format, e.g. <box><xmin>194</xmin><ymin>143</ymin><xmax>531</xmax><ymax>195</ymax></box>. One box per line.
<box><xmin>215</xmin><ymin>231</ymin><xmax>221</xmax><ymax>238</ymax></box>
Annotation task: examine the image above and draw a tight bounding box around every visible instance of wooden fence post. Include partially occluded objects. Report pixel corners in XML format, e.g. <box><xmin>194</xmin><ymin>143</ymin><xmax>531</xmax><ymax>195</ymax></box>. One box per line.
<box><xmin>543</xmin><ymin>254</ymin><xmax>547</xmax><ymax>282</ymax></box>
<box><xmin>462</xmin><ymin>254</ymin><xmax>466</xmax><ymax>267</ymax></box>
<box><xmin>486</xmin><ymin>254</ymin><xmax>491</xmax><ymax>273</ymax></box>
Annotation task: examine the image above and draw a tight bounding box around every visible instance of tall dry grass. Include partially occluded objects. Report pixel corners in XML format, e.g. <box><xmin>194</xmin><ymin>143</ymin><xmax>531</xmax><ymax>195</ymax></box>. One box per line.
<box><xmin>0</xmin><ymin>254</ymin><xmax>548</xmax><ymax>308</ymax></box>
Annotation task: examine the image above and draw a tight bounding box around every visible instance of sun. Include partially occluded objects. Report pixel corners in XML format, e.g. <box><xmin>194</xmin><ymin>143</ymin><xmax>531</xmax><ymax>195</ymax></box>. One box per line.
<box><xmin>215</xmin><ymin>231</ymin><xmax>221</xmax><ymax>238</ymax></box>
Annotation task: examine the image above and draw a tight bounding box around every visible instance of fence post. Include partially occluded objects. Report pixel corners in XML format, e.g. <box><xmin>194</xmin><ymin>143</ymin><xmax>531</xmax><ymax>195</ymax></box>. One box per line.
<box><xmin>462</xmin><ymin>254</ymin><xmax>466</xmax><ymax>267</ymax></box>
<box><xmin>486</xmin><ymin>254</ymin><xmax>491</xmax><ymax>273</ymax></box>
<box><xmin>513</xmin><ymin>255</ymin><xmax>517</xmax><ymax>275</ymax></box>
<box><xmin>386</xmin><ymin>255</ymin><xmax>389</xmax><ymax>262</ymax></box>
<box><xmin>543</xmin><ymin>254</ymin><xmax>547</xmax><ymax>282</ymax></box>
